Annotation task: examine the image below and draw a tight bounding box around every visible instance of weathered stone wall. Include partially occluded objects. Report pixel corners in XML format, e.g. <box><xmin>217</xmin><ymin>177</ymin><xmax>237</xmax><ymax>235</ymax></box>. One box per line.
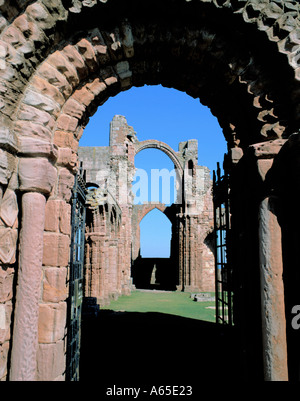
<box><xmin>0</xmin><ymin>136</ymin><xmax>18</xmax><ymax>380</ymax></box>
<box><xmin>80</xmin><ymin>115</ymin><xmax>215</xmax><ymax>302</ymax></box>
<box><xmin>79</xmin><ymin>115</ymin><xmax>136</xmax><ymax>305</ymax></box>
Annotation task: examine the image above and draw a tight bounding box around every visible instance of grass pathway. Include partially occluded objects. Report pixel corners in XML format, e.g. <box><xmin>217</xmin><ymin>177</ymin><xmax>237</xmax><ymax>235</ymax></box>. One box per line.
<box><xmin>102</xmin><ymin>290</ymin><xmax>216</xmax><ymax>322</ymax></box>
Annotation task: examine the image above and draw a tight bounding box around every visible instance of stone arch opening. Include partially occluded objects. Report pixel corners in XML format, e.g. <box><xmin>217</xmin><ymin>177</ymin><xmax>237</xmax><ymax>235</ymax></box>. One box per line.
<box><xmin>131</xmin><ymin>145</ymin><xmax>181</xmax><ymax>292</ymax></box>
<box><xmin>132</xmin><ymin>207</ymin><xmax>175</xmax><ymax>291</ymax></box>
<box><xmin>0</xmin><ymin>0</ymin><xmax>299</xmax><ymax>382</ymax></box>
<box><xmin>139</xmin><ymin>207</ymin><xmax>172</xmax><ymax>258</ymax></box>
<box><xmin>187</xmin><ymin>160</ymin><xmax>194</xmax><ymax>177</ymax></box>
<box><xmin>135</xmin><ymin>140</ymin><xmax>184</xmax><ymax>176</ymax></box>
<box><xmin>133</xmin><ymin>144</ymin><xmax>180</xmax><ymax>206</ymax></box>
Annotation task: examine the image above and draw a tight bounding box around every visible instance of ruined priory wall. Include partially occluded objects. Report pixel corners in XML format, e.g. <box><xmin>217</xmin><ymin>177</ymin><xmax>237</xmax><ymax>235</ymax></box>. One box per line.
<box><xmin>80</xmin><ymin>116</ymin><xmax>136</xmax><ymax>305</ymax></box>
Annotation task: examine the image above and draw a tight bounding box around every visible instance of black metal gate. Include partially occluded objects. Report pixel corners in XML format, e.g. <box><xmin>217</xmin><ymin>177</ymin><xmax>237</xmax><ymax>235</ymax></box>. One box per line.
<box><xmin>66</xmin><ymin>166</ymin><xmax>86</xmax><ymax>381</ymax></box>
<box><xmin>213</xmin><ymin>161</ymin><xmax>233</xmax><ymax>326</ymax></box>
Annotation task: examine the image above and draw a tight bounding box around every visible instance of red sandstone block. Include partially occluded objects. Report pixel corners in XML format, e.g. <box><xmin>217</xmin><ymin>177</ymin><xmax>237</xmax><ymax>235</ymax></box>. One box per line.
<box><xmin>63</xmin><ymin>98</ymin><xmax>86</xmax><ymax>119</ymax></box>
<box><xmin>61</xmin><ymin>44</ymin><xmax>88</xmax><ymax>80</ymax></box>
<box><xmin>86</xmin><ymin>78</ymin><xmax>106</xmax><ymax>96</ymax></box>
<box><xmin>57</xmin><ymin>167</ymin><xmax>75</xmax><ymax>202</ymax></box>
<box><xmin>45</xmin><ymin>199</ymin><xmax>71</xmax><ymax>235</ymax></box>
<box><xmin>59</xmin><ymin>202</ymin><xmax>71</xmax><ymax>236</ymax></box>
<box><xmin>0</xmin><ymin>341</ymin><xmax>9</xmax><ymax>380</ymax></box>
<box><xmin>38</xmin><ymin>62</ymin><xmax>72</xmax><ymax>99</ymax></box>
<box><xmin>104</xmin><ymin>75</ymin><xmax>118</xmax><ymax>87</ymax></box>
<box><xmin>76</xmin><ymin>38</ymin><xmax>99</xmax><ymax>72</ymax></box>
<box><xmin>18</xmin><ymin>136</ymin><xmax>58</xmax><ymax>160</ymax></box>
<box><xmin>75</xmin><ymin>127</ymin><xmax>84</xmax><ymax>141</ymax></box>
<box><xmin>24</xmin><ymin>89</ymin><xmax>60</xmax><ymax>117</ymax></box>
<box><xmin>43</xmin><ymin>267</ymin><xmax>68</xmax><ymax>303</ymax></box>
<box><xmin>57</xmin><ymin>147</ymin><xmax>77</xmax><ymax>170</ymax></box>
<box><xmin>44</xmin><ymin>200</ymin><xmax>60</xmax><ymax>232</ymax></box>
<box><xmin>14</xmin><ymin>13</ymin><xmax>45</xmax><ymax>47</ymax></box>
<box><xmin>13</xmin><ymin>14</ymin><xmax>30</xmax><ymax>35</ymax></box>
<box><xmin>0</xmin><ymin>148</ymin><xmax>16</xmax><ymax>186</ymax></box>
<box><xmin>56</xmin><ymin>114</ymin><xmax>78</xmax><ymax>132</ymax></box>
<box><xmin>14</xmin><ymin>121</ymin><xmax>52</xmax><ymax>142</ymax></box>
<box><xmin>0</xmin><ymin>267</ymin><xmax>14</xmax><ymax>303</ymax></box>
<box><xmin>0</xmin><ymin>302</ymin><xmax>12</xmax><ymax>344</ymax></box>
<box><xmin>36</xmin><ymin>340</ymin><xmax>65</xmax><ymax>381</ymax></box>
<box><xmin>31</xmin><ymin>75</ymin><xmax>65</xmax><ymax>106</ymax></box>
<box><xmin>38</xmin><ymin>302</ymin><xmax>67</xmax><ymax>344</ymax></box>
<box><xmin>17</xmin><ymin>104</ymin><xmax>55</xmax><ymax>130</ymax></box>
<box><xmin>0</xmin><ymin>228</ymin><xmax>17</xmax><ymax>265</ymax></box>
<box><xmin>26</xmin><ymin>3</ymin><xmax>55</xmax><ymax>31</ymax></box>
<box><xmin>54</xmin><ymin>130</ymin><xmax>78</xmax><ymax>152</ymax></box>
<box><xmin>72</xmin><ymin>86</ymin><xmax>95</xmax><ymax>107</ymax></box>
<box><xmin>18</xmin><ymin>157</ymin><xmax>57</xmax><ymax>195</ymax></box>
<box><xmin>47</xmin><ymin>51</ymin><xmax>79</xmax><ymax>88</ymax></box>
<box><xmin>43</xmin><ymin>232</ymin><xmax>70</xmax><ymax>267</ymax></box>
<box><xmin>0</xmin><ymin>188</ymin><xmax>18</xmax><ymax>228</ymax></box>
<box><xmin>1</xmin><ymin>25</ymin><xmax>32</xmax><ymax>56</ymax></box>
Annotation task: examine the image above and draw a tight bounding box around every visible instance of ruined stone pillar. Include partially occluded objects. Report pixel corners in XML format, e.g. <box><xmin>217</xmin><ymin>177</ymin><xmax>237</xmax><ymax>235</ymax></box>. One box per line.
<box><xmin>84</xmin><ymin>241</ymin><xmax>92</xmax><ymax>297</ymax></box>
<box><xmin>92</xmin><ymin>235</ymin><xmax>102</xmax><ymax>298</ymax></box>
<box><xmin>9</xmin><ymin>192</ymin><xmax>46</xmax><ymax>381</ymax></box>
<box><xmin>259</xmin><ymin>196</ymin><xmax>288</xmax><ymax>381</ymax></box>
<box><xmin>108</xmin><ymin>239</ymin><xmax>118</xmax><ymax>297</ymax></box>
<box><xmin>177</xmin><ymin>215</ymin><xmax>184</xmax><ymax>291</ymax></box>
<box><xmin>9</xmin><ymin>156</ymin><xmax>57</xmax><ymax>381</ymax></box>
<box><xmin>250</xmin><ymin>141</ymin><xmax>289</xmax><ymax>381</ymax></box>
<box><xmin>102</xmin><ymin>239</ymin><xmax>110</xmax><ymax>302</ymax></box>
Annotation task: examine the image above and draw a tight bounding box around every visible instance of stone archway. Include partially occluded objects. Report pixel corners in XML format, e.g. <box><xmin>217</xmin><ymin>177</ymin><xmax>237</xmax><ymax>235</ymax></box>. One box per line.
<box><xmin>135</xmin><ymin>140</ymin><xmax>184</xmax><ymax>175</ymax></box>
<box><xmin>80</xmin><ymin>114</ymin><xmax>215</xmax><ymax>301</ymax></box>
<box><xmin>132</xmin><ymin>203</ymin><xmax>171</xmax><ymax>264</ymax></box>
<box><xmin>131</xmin><ymin>206</ymin><xmax>175</xmax><ymax>290</ymax></box>
<box><xmin>0</xmin><ymin>0</ymin><xmax>299</xmax><ymax>381</ymax></box>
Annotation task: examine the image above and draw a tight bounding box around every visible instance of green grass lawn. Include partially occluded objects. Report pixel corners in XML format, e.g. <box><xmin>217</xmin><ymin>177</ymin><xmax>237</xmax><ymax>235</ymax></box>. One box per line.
<box><xmin>102</xmin><ymin>290</ymin><xmax>216</xmax><ymax>322</ymax></box>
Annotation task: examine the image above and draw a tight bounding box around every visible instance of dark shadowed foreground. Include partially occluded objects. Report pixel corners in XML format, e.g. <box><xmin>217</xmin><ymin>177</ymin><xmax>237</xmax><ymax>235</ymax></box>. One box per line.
<box><xmin>80</xmin><ymin>310</ymin><xmax>241</xmax><ymax>387</ymax></box>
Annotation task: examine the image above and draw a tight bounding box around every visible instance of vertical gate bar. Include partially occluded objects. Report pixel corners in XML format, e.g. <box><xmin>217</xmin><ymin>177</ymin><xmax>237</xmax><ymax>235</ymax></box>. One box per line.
<box><xmin>225</xmin><ymin>171</ymin><xmax>232</xmax><ymax>326</ymax></box>
<box><xmin>214</xmin><ymin>172</ymin><xmax>219</xmax><ymax>323</ymax></box>
<box><xmin>213</xmin><ymin>160</ymin><xmax>232</xmax><ymax>326</ymax></box>
<box><xmin>213</xmin><ymin>170</ymin><xmax>219</xmax><ymax>324</ymax></box>
<box><xmin>221</xmin><ymin>205</ymin><xmax>226</xmax><ymax>323</ymax></box>
<box><xmin>66</xmin><ymin>169</ymin><xmax>86</xmax><ymax>381</ymax></box>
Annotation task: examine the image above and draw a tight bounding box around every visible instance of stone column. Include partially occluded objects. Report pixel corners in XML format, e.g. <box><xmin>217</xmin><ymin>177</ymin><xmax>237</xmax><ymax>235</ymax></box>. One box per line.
<box><xmin>9</xmin><ymin>156</ymin><xmax>57</xmax><ymax>381</ymax></box>
<box><xmin>84</xmin><ymin>241</ymin><xmax>92</xmax><ymax>297</ymax></box>
<box><xmin>9</xmin><ymin>192</ymin><xmax>46</xmax><ymax>381</ymax></box>
<box><xmin>259</xmin><ymin>196</ymin><xmax>288</xmax><ymax>381</ymax></box>
<box><xmin>90</xmin><ymin>235</ymin><xmax>100</xmax><ymax>298</ymax></box>
<box><xmin>177</xmin><ymin>216</ymin><xmax>184</xmax><ymax>291</ymax></box>
<box><xmin>251</xmin><ymin>141</ymin><xmax>289</xmax><ymax>381</ymax></box>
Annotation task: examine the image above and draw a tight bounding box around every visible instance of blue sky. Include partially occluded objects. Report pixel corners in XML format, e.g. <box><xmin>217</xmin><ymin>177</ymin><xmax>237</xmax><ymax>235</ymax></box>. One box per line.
<box><xmin>80</xmin><ymin>85</ymin><xmax>227</xmax><ymax>257</ymax></box>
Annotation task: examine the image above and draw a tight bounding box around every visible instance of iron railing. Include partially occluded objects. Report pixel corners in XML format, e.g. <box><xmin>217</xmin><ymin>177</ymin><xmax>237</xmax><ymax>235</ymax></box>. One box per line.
<box><xmin>66</xmin><ymin>165</ymin><xmax>87</xmax><ymax>381</ymax></box>
<box><xmin>213</xmin><ymin>162</ymin><xmax>233</xmax><ymax>326</ymax></box>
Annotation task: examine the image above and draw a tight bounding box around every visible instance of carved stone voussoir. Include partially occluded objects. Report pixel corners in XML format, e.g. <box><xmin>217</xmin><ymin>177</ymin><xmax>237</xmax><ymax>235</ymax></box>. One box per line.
<box><xmin>18</xmin><ymin>157</ymin><xmax>57</xmax><ymax>195</ymax></box>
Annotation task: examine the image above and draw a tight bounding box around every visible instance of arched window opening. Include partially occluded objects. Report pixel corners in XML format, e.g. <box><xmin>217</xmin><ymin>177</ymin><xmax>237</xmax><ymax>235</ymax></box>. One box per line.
<box><xmin>132</xmin><ymin>209</ymin><xmax>177</xmax><ymax>291</ymax></box>
<box><xmin>133</xmin><ymin>148</ymin><xmax>177</xmax><ymax>206</ymax></box>
<box><xmin>140</xmin><ymin>208</ymin><xmax>171</xmax><ymax>258</ymax></box>
<box><xmin>188</xmin><ymin>159</ymin><xmax>194</xmax><ymax>177</ymax></box>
